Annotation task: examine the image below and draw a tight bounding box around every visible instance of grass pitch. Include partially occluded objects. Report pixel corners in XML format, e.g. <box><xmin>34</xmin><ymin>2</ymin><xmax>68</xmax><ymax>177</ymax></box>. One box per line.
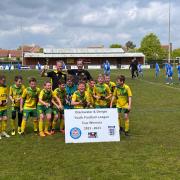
<box><xmin>0</xmin><ymin>69</ymin><xmax>179</xmax><ymax>180</ymax></box>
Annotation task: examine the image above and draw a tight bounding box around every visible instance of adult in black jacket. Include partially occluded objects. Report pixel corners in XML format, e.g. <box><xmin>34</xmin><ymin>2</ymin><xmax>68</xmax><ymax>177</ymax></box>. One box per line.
<box><xmin>41</xmin><ymin>60</ymin><xmax>66</xmax><ymax>90</ymax></box>
<box><xmin>129</xmin><ymin>59</ymin><xmax>138</xmax><ymax>79</ymax></box>
<box><xmin>67</xmin><ymin>59</ymin><xmax>92</xmax><ymax>84</ymax></box>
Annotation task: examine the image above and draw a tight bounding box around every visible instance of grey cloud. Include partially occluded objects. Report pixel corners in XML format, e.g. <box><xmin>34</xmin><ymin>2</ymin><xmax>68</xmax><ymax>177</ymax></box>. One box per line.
<box><xmin>0</xmin><ymin>0</ymin><xmax>180</xmax><ymax>49</ymax></box>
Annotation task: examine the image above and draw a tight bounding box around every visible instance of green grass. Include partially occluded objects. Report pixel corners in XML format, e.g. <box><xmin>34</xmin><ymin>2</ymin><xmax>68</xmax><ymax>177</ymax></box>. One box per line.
<box><xmin>0</xmin><ymin>69</ymin><xmax>180</xmax><ymax>180</ymax></box>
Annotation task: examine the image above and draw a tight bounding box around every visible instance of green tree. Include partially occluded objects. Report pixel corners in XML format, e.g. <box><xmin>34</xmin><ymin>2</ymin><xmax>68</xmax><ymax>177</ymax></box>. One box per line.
<box><xmin>125</xmin><ymin>41</ymin><xmax>136</xmax><ymax>51</ymax></box>
<box><xmin>172</xmin><ymin>48</ymin><xmax>180</xmax><ymax>59</ymax></box>
<box><xmin>110</xmin><ymin>44</ymin><xmax>122</xmax><ymax>48</ymax></box>
<box><xmin>38</xmin><ymin>48</ymin><xmax>44</xmax><ymax>53</ymax></box>
<box><xmin>139</xmin><ymin>33</ymin><xmax>166</xmax><ymax>61</ymax></box>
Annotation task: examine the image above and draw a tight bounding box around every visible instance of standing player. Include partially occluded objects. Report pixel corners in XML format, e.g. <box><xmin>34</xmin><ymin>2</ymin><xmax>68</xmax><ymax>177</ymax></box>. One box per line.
<box><xmin>104</xmin><ymin>75</ymin><xmax>116</xmax><ymax>107</ymax></box>
<box><xmin>177</xmin><ymin>63</ymin><xmax>180</xmax><ymax>81</ymax></box>
<box><xmin>20</xmin><ymin>77</ymin><xmax>40</xmax><ymax>135</ymax></box>
<box><xmin>37</xmin><ymin>81</ymin><xmax>62</xmax><ymax>137</ymax></box>
<box><xmin>138</xmin><ymin>63</ymin><xmax>143</xmax><ymax>77</ymax></box>
<box><xmin>103</xmin><ymin>60</ymin><xmax>111</xmax><ymax>75</ymax></box>
<box><xmin>71</xmin><ymin>82</ymin><xmax>90</xmax><ymax>109</ymax></box>
<box><xmin>110</xmin><ymin>75</ymin><xmax>132</xmax><ymax>136</ymax></box>
<box><xmin>51</xmin><ymin>80</ymin><xmax>66</xmax><ymax>134</ymax></box>
<box><xmin>0</xmin><ymin>75</ymin><xmax>10</xmax><ymax>139</ymax></box>
<box><xmin>9</xmin><ymin>75</ymin><xmax>25</xmax><ymax>135</ymax></box>
<box><xmin>93</xmin><ymin>74</ymin><xmax>111</xmax><ymax>108</ymax></box>
<box><xmin>166</xmin><ymin>63</ymin><xmax>173</xmax><ymax>84</ymax></box>
<box><xmin>165</xmin><ymin>62</ymin><xmax>169</xmax><ymax>83</ymax></box>
<box><xmin>155</xmin><ymin>62</ymin><xmax>160</xmax><ymax>78</ymax></box>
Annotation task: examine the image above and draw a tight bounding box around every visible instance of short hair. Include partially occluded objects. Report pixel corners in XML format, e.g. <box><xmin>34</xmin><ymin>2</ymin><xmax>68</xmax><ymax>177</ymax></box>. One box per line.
<box><xmin>77</xmin><ymin>58</ymin><xmax>84</xmax><ymax>64</ymax></box>
<box><xmin>44</xmin><ymin>80</ymin><xmax>51</xmax><ymax>86</ymax></box>
<box><xmin>78</xmin><ymin>81</ymin><xmax>86</xmax><ymax>86</ymax></box>
<box><xmin>28</xmin><ymin>77</ymin><xmax>37</xmax><ymax>83</ymax></box>
<box><xmin>0</xmin><ymin>75</ymin><xmax>6</xmax><ymax>80</ymax></box>
<box><xmin>117</xmin><ymin>75</ymin><xmax>125</xmax><ymax>82</ymax></box>
<box><xmin>78</xmin><ymin>75</ymin><xmax>87</xmax><ymax>82</ymax></box>
<box><xmin>14</xmin><ymin>75</ymin><xmax>23</xmax><ymax>82</ymax></box>
<box><xmin>67</xmin><ymin>74</ymin><xmax>74</xmax><ymax>81</ymax></box>
<box><xmin>104</xmin><ymin>74</ymin><xmax>110</xmax><ymax>78</ymax></box>
<box><xmin>58</xmin><ymin>79</ymin><xmax>66</xmax><ymax>85</ymax></box>
<box><xmin>98</xmin><ymin>74</ymin><xmax>104</xmax><ymax>79</ymax></box>
<box><xmin>89</xmin><ymin>79</ymin><xmax>95</xmax><ymax>82</ymax></box>
<box><xmin>56</xmin><ymin>60</ymin><xmax>64</xmax><ymax>65</ymax></box>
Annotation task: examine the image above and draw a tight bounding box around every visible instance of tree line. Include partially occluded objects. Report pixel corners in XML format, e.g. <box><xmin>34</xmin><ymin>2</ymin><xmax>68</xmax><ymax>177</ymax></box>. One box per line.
<box><xmin>110</xmin><ymin>33</ymin><xmax>180</xmax><ymax>62</ymax></box>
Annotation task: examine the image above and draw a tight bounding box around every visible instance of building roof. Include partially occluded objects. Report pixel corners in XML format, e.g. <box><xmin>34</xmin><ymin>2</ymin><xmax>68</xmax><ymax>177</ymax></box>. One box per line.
<box><xmin>0</xmin><ymin>49</ymin><xmax>21</xmax><ymax>58</ymax></box>
<box><xmin>20</xmin><ymin>45</ymin><xmax>41</xmax><ymax>53</ymax></box>
<box><xmin>24</xmin><ymin>48</ymin><xmax>144</xmax><ymax>58</ymax></box>
<box><xmin>43</xmin><ymin>48</ymin><xmax>125</xmax><ymax>54</ymax></box>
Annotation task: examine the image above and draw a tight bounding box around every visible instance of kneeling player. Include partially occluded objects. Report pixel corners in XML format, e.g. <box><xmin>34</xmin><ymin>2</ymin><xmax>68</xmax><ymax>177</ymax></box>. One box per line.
<box><xmin>71</xmin><ymin>82</ymin><xmax>90</xmax><ymax>109</ymax></box>
<box><xmin>37</xmin><ymin>81</ymin><xmax>62</xmax><ymax>137</ymax></box>
<box><xmin>93</xmin><ymin>74</ymin><xmax>111</xmax><ymax>108</ymax></box>
<box><xmin>0</xmin><ymin>75</ymin><xmax>10</xmax><ymax>139</ymax></box>
<box><xmin>110</xmin><ymin>75</ymin><xmax>132</xmax><ymax>136</ymax></box>
<box><xmin>20</xmin><ymin>77</ymin><xmax>40</xmax><ymax>135</ymax></box>
<box><xmin>9</xmin><ymin>75</ymin><xmax>25</xmax><ymax>135</ymax></box>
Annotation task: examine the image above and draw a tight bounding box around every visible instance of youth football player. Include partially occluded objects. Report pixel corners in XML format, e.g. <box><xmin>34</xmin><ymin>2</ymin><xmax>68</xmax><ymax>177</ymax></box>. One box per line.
<box><xmin>0</xmin><ymin>75</ymin><xmax>10</xmax><ymax>139</ymax></box>
<box><xmin>110</xmin><ymin>75</ymin><xmax>132</xmax><ymax>136</ymax></box>
<box><xmin>166</xmin><ymin>63</ymin><xmax>173</xmax><ymax>85</ymax></box>
<box><xmin>93</xmin><ymin>74</ymin><xmax>111</xmax><ymax>108</ymax></box>
<box><xmin>155</xmin><ymin>62</ymin><xmax>160</xmax><ymax>78</ymax></box>
<box><xmin>138</xmin><ymin>63</ymin><xmax>143</xmax><ymax>77</ymax></box>
<box><xmin>37</xmin><ymin>81</ymin><xmax>62</xmax><ymax>137</ymax></box>
<box><xmin>86</xmin><ymin>79</ymin><xmax>95</xmax><ymax>108</ymax></box>
<box><xmin>177</xmin><ymin>63</ymin><xmax>180</xmax><ymax>81</ymax></box>
<box><xmin>71</xmin><ymin>82</ymin><xmax>90</xmax><ymax>109</ymax></box>
<box><xmin>20</xmin><ymin>77</ymin><xmax>40</xmax><ymax>135</ymax></box>
<box><xmin>52</xmin><ymin>80</ymin><xmax>66</xmax><ymax>134</ymax></box>
<box><xmin>65</xmin><ymin>75</ymin><xmax>77</xmax><ymax>109</ymax></box>
<box><xmin>9</xmin><ymin>75</ymin><xmax>25</xmax><ymax>135</ymax></box>
<box><xmin>104</xmin><ymin>74</ymin><xmax>116</xmax><ymax>107</ymax></box>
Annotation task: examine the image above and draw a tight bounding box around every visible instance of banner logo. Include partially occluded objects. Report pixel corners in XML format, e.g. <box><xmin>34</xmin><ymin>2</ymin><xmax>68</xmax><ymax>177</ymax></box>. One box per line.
<box><xmin>70</xmin><ymin>127</ymin><xmax>81</xmax><ymax>139</ymax></box>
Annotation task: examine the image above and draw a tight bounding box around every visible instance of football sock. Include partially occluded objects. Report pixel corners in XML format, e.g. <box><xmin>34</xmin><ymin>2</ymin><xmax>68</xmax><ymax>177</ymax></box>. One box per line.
<box><xmin>45</xmin><ymin>120</ymin><xmax>50</xmax><ymax>132</ymax></box>
<box><xmin>11</xmin><ymin>119</ymin><xmax>16</xmax><ymax>130</ymax></box>
<box><xmin>21</xmin><ymin>119</ymin><xmax>26</xmax><ymax>133</ymax></box>
<box><xmin>0</xmin><ymin>121</ymin><xmax>2</xmax><ymax>133</ymax></box>
<box><xmin>33</xmin><ymin>119</ymin><xmax>38</xmax><ymax>131</ymax></box>
<box><xmin>52</xmin><ymin>119</ymin><xmax>57</xmax><ymax>130</ymax></box>
<box><xmin>125</xmin><ymin>119</ymin><xmax>129</xmax><ymax>132</ymax></box>
<box><xmin>60</xmin><ymin>118</ymin><xmax>64</xmax><ymax>130</ymax></box>
<box><xmin>2</xmin><ymin>120</ymin><xmax>7</xmax><ymax>131</ymax></box>
<box><xmin>39</xmin><ymin>119</ymin><xmax>43</xmax><ymax>132</ymax></box>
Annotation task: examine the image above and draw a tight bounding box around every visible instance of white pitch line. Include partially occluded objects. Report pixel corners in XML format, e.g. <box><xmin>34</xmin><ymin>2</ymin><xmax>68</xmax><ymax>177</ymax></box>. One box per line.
<box><xmin>137</xmin><ymin>79</ymin><xmax>180</xmax><ymax>91</ymax></box>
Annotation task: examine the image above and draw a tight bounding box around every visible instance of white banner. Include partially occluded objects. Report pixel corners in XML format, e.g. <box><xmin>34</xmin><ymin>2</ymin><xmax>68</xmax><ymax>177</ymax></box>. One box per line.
<box><xmin>65</xmin><ymin>108</ymin><xmax>120</xmax><ymax>143</ymax></box>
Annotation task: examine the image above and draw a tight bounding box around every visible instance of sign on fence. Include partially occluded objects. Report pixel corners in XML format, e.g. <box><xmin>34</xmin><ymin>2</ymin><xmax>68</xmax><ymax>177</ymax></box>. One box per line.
<box><xmin>65</xmin><ymin>108</ymin><xmax>120</xmax><ymax>143</ymax></box>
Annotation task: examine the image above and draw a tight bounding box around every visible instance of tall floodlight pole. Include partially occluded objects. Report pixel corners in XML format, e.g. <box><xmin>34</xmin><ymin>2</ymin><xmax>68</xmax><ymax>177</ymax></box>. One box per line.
<box><xmin>168</xmin><ymin>0</ymin><xmax>171</xmax><ymax>63</ymax></box>
<box><xmin>20</xmin><ymin>25</ymin><xmax>24</xmax><ymax>65</ymax></box>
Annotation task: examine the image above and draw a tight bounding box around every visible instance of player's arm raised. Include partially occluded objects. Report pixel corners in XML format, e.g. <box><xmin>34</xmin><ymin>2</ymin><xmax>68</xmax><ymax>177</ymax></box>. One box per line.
<box><xmin>40</xmin><ymin>68</ymin><xmax>48</xmax><ymax>77</ymax></box>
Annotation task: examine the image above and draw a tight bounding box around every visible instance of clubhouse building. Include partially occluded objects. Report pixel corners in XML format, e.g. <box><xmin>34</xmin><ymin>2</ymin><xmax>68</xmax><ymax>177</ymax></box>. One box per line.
<box><xmin>23</xmin><ymin>48</ymin><xmax>145</xmax><ymax>69</ymax></box>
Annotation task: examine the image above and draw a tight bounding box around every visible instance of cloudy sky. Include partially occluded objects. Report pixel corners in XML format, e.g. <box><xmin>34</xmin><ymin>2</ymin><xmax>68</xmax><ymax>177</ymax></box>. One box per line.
<box><xmin>0</xmin><ymin>0</ymin><xmax>179</xmax><ymax>49</ymax></box>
